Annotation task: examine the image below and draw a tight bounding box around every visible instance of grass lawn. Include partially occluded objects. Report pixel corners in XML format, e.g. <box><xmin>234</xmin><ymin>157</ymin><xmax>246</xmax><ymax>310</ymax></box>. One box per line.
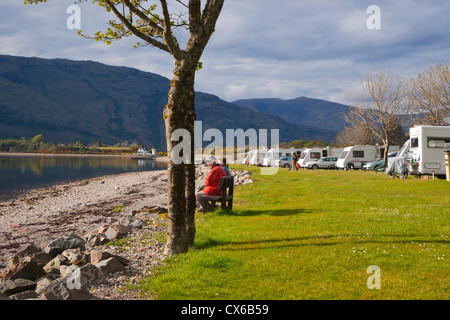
<box><xmin>130</xmin><ymin>165</ymin><xmax>449</xmax><ymax>300</ymax></box>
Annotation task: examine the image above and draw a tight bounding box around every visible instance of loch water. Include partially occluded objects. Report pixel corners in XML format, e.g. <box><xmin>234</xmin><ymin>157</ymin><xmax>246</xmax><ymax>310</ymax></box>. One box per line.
<box><xmin>0</xmin><ymin>154</ymin><xmax>167</xmax><ymax>202</ymax></box>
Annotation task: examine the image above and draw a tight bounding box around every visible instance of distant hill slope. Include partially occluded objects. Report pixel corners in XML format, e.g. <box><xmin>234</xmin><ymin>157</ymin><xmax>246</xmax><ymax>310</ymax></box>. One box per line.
<box><xmin>232</xmin><ymin>96</ymin><xmax>350</xmax><ymax>134</ymax></box>
<box><xmin>0</xmin><ymin>55</ymin><xmax>337</xmax><ymax>150</ymax></box>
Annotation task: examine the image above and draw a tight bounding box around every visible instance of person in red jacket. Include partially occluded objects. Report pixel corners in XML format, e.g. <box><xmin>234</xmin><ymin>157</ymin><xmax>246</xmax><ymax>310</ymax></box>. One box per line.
<box><xmin>196</xmin><ymin>156</ymin><xmax>227</xmax><ymax>210</ymax></box>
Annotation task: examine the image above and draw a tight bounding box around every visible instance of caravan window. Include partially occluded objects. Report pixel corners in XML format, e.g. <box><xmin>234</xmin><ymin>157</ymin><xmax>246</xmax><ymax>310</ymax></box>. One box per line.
<box><xmin>311</xmin><ymin>152</ymin><xmax>321</xmax><ymax>159</ymax></box>
<box><xmin>427</xmin><ymin>137</ymin><xmax>450</xmax><ymax>148</ymax></box>
<box><xmin>339</xmin><ymin>151</ymin><xmax>348</xmax><ymax>159</ymax></box>
<box><xmin>411</xmin><ymin>137</ymin><xmax>419</xmax><ymax>148</ymax></box>
<box><xmin>353</xmin><ymin>151</ymin><xmax>364</xmax><ymax>158</ymax></box>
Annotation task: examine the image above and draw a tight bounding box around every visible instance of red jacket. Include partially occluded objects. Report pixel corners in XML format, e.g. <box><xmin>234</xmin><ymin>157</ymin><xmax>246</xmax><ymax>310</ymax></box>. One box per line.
<box><xmin>203</xmin><ymin>164</ymin><xmax>227</xmax><ymax>196</ymax></box>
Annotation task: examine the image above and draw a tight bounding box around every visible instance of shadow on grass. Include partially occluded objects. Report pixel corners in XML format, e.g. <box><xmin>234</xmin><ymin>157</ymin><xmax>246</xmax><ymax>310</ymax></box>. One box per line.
<box><xmin>195</xmin><ymin>233</ymin><xmax>450</xmax><ymax>251</ymax></box>
<box><xmin>208</xmin><ymin>208</ymin><xmax>319</xmax><ymax>217</ymax></box>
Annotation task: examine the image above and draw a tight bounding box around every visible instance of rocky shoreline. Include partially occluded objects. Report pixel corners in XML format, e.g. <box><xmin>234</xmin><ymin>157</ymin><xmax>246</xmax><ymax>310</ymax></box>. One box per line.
<box><xmin>0</xmin><ymin>165</ymin><xmax>254</xmax><ymax>300</ymax></box>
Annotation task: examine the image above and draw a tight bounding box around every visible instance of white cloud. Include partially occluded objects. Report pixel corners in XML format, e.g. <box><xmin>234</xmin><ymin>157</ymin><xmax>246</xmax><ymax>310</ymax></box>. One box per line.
<box><xmin>1</xmin><ymin>0</ymin><xmax>449</xmax><ymax>105</ymax></box>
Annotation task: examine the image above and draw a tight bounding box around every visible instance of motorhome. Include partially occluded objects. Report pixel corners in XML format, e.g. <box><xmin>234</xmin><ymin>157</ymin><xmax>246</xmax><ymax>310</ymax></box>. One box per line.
<box><xmin>408</xmin><ymin>125</ymin><xmax>450</xmax><ymax>177</ymax></box>
<box><xmin>298</xmin><ymin>147</ymin><xmax>344</xmax><ymax>168</ymax></box>
<box><xmin>336</xmin><ymin>145</ymin><xmax>399</xmax><ymax>170</ymax></box>
<box><xmin>262</xmin><ymin>148</ymin><xmax>303</xmax><ymax>166</ymax></box>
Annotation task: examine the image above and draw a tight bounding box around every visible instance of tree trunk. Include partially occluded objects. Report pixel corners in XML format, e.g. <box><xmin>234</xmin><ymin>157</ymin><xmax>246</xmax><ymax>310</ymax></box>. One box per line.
<box><xmin>185</xmin><ymin>154</ymin><xmax>196</xmax><ymax>247</ymax></box>
<box><xmin>383</xmin><ymin>139</ymin><xmax>390</xmax><ymax>164</ymax></box>
<box><xmin>184</xmin><ymin>82</ymin><xmax>197</xmax><ymax>247</ymax></box>
<box><xmin>163</xmin><ymin>59</ymin><xmax>197</xmax><ymax>256</ymax></box>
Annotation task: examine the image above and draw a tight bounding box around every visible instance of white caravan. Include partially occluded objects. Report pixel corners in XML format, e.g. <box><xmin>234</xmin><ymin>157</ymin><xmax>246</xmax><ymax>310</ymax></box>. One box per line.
<box><xmin>298</xmin><ymin>147</ymin><xmax>344</xmax><ymax>168</ymax></box>
<box><xmin>242</xmin><ymin>149</ymin><xmax>268</xmax><ymax>166</ymax></box>
<box><xmin>262</xmin><ymin>148</ymin><xmax>303</xmax><ymax>166</ymax></box>
<box><xmin>408</xmin><ymin>125</ymin><xmax>450</xmax><ymax>177</ymax></box>
<box><xmin>336</xmin><ymin>145</ymin><xmax>399</xmax><ymax>170</ymax></box>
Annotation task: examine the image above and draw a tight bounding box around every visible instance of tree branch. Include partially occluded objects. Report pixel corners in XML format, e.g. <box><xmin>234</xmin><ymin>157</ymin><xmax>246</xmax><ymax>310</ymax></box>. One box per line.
<box><xmin>201</xmin><ymin>0</ymin><xmax>224</xmax><ymax>31</ymax></box>
<box><xmin>123</xmin><ymin>0</ymin><xmax>164</xmax><ymax>36</ymax></box>
<box><xmin>104</xmin><ymin>0</ymin><xmax>170</xmax><ymax>53</ymax></box>
<box><xmin>188</xmin><ymin>0</ymin><xmax>202</xmax><ymax>35</ymax></box>
<box><xmin>159</xmin><ymin>0</ymin><xmax>183</xmax><ymax>60</ymax></box>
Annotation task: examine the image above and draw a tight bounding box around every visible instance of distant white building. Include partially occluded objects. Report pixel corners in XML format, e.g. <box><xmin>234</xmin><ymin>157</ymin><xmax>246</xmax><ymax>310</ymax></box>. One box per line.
<box><xmin>136</xmin><ymin>148</ymin><xmax>152</xmax><ymax>156</ymax></box>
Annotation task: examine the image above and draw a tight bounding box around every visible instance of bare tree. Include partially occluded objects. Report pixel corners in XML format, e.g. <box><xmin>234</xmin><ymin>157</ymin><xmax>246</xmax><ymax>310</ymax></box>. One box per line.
<box><xmin>26</xmin><ymin>0</ymin><xmax>225</xmax><ymax>255</ymax></box>
<box><xmin>345</xmin><ymin>69</ymin><xmax>412</xmax><ymax>162</ymax></box>
<box><xmin>334</xmin><ymin>125</ymin><xmax>378</xmax><ymax>146</ymax></box>
<box><xmin>410</xmin><ymin>62</ymin><xmax>450</xmax><ymax>125</ymax></box>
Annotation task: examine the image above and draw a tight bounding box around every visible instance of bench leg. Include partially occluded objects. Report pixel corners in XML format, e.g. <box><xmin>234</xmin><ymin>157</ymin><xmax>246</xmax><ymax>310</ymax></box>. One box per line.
<box><xmin>203</xmin><ymin>200</ymin><xmax>218</xmax><ymax>213</ymax></box>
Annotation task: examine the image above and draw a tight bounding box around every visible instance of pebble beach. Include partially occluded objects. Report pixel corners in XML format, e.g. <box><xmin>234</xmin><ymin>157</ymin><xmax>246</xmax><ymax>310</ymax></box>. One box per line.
<box><xmin>0</xmin><ymin>169</ymin><xmax>170</xmax><ymax>299</ymax></box>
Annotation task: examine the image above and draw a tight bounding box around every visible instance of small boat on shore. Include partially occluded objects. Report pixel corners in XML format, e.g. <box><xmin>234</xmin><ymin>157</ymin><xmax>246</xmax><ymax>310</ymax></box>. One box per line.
<box><xmin>132</xmin><ymin>148</ymin><xmax>156</xmax><ymax>160</ymax></box>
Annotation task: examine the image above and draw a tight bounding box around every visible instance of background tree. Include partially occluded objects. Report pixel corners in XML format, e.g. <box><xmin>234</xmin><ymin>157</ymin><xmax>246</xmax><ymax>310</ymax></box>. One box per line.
<box><xmin>345</xmin><ymin>69</ymin><xmax>412</xmax><ymax>162</ymax></box>
<box><xmin>26</xmin><ymin>0</ymin><xmax>225</xmax><ymax>255</ymax></box>
<box><xmin>31</xmin><ymin>134</ymin><xmax>45</xmax><ymax>145</ymax></box>
<box><xmin>410</xmin><ymin>62</ymin><xmax>450</xmax><ymax>125</ymax></box>
<box><xmin>334</xmin><ymin>125</ymin><xmax>378</xmax><ymax>146</ymax></box>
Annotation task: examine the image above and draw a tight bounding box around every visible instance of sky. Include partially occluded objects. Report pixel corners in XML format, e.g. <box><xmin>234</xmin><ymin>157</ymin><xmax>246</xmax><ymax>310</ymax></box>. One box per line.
<box><xmin>1</xmin><ymin>0</ymin><xmax>449</xmax><ymax>105</ymax></box>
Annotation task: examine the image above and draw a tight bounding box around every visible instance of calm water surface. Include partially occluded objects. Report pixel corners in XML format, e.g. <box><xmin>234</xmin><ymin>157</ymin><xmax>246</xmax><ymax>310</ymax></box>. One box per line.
<box><xmin>0</xmin><ymin>154</ymin><xmax>167</xmax><ymax>202</ymax></box>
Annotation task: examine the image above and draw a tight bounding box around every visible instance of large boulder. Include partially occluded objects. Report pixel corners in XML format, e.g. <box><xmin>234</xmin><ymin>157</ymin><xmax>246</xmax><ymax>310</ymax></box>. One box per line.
<box><xmin>84</xmin><ymin>233</ymin><xmax>109</xmax><ymax>249</ymax></box>
<box><xmin>104</xmin><ymin>224</ymin><xmax>131</xmax><ymax>241</ymax></box>
<box><xmin>2</xmin><ymin>256</ymin><xmax>47</xmax><ymax>281</ymax></box>
<box><xmin>119</xmin><ymin>215</ymin><xmax>147</xmax><ymax>229</ymax></box>
<box><xmin>44</xmin><ymin>255</ymin><xmax>70</xmax><ymax>275</ymax></box>
<box><xmin>44</xmin><ymin>235</ymin><xmax>85</xmax><ymax>257</ymax></box>
<box><xmin>40</xmin><ymin>276</ymin><xmax>93</xmax><ymax>300</ymax></box>
<box><xmin>0</xmin><ymin>244</ymin><xmax>51</xmax><ymax>281</ymax></box>
<box><xmin>0</xmin><ymin>279</ymin><xmax>36</xmax><ymax>297</ymax></box>
<box><xmin>95</xmin><ymin>257</ymin><xmax>126</xmax><ymax>276</ymax></box>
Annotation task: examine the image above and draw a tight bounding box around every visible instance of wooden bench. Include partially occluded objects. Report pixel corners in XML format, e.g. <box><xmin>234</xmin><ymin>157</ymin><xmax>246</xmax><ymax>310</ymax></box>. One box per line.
<box><xmin>201</xmin><ymin>176</ymin><xmax>234</xmax><ymax>214</ymax></box>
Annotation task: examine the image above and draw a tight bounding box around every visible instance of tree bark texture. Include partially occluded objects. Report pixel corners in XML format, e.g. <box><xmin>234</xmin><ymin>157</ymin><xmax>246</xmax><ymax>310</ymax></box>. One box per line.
<box><xmin>163</xmin><ymin>59</ymin><xmax>197</xmax><ymax>255</ymax></box>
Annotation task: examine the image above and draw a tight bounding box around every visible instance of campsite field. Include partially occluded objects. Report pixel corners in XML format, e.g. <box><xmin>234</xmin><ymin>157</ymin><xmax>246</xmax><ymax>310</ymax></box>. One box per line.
<box><xmin>131</xmin><ymin>166</ymin><xmax>449</xmax><ymax>300</ymax></box>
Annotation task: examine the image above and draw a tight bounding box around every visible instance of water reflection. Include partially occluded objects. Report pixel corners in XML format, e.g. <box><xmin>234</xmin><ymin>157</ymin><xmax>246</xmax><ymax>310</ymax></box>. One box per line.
<box><xmin>0</xmin><ymin>155</ymin><xmax>167</xmax><ymax>202</ymax></box>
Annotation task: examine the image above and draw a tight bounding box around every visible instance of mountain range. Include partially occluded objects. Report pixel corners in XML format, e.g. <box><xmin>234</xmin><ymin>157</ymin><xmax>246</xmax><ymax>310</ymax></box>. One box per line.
<box><xmin>232</xmin><ymin>97</ymin><xmax>350</xmax><ymax>134</ymax></box>
<box><xmin>0</xmin><ymin>55</ymin><xmax>348</xmax><ymax>151</ymax></box>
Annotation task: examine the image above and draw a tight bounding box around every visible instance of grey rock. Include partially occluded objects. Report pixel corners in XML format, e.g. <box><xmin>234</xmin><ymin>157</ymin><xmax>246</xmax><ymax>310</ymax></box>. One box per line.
<box><xmin>85</xmin><ymin>233</ymin><xmax>109</xmax><ymax>249</ymax></box>
<box><xmin>59</xmin><ymin>265</ymin><xmax>78</xmax><ymax>278</ymax></box>
<box><xmin>114</xmin><ymin>255</ymin><xmax>130</xmax><ymax>267</ymax></box>
<box><xmin>95</xmin><ymin>257</ymin><xmax>125</xmax><ymax>276</ymax></box>
<box><xmin>45</xmin><ymin>235</ymin><xmax>85</xmax><ymax>257</ymax></box>
<box><xmin>119</xmin><ymin>215</ymin><xmax>147</xmax><ymax>229</ymax></box>
<box><xmin>1</xmin><ymin>244</ymin><xmax>51</xmax><ymax>281</ymax></box>
<box><xmin>104</xmin><ymin>224</ymin><xmax>131</xmax><ymax>241</ymax></box>
<box><xmin>90</xmin><ymin>249</ymin><xmax>129</xmax><ymax>267</ymax></box>
<box><xmin>35</xmin><ymin>276</ymin><xmax>57</xmax><ymax>295</ymax></box>
<box><xmin>8</xmin><ymin>244</ymin><xmax>42</xmax><ymax>267</ymax></box>
<box><xmin>61</xmin><ymin>248</ymin><xmax>89</xmax><ymax>266</ymax></box>
<box><xmin>9</xmin><ymin>290</ymin><xmax>39</xmax><ymax>300</ymax></box>
<box><xmin>90</xmin><ymin>249</ymin><xmax>113</xmax><ymax>265</ymax></box>
<box><xmin>6</xmin><ymin>256</ymin><xmax>46</xmax><ymax>281</ymax></box>
<box><xmin>44</xmin><ymin>254</ymin><xmax>70</xmax><ymax>275</ymax></box>
<box><xmin>40</xmin><ymin>276</ymin><xmax>93</xmax><ymax>300</ymax></box>
<box><xmin>0</xmin><ymin>278</ymin><xmax>37</xmax><ymax>296</ymax></box>
<box><xmin>78</xmin><ymin>263</ymin><xmax>106</xmax><ymax>284</ymax></box>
